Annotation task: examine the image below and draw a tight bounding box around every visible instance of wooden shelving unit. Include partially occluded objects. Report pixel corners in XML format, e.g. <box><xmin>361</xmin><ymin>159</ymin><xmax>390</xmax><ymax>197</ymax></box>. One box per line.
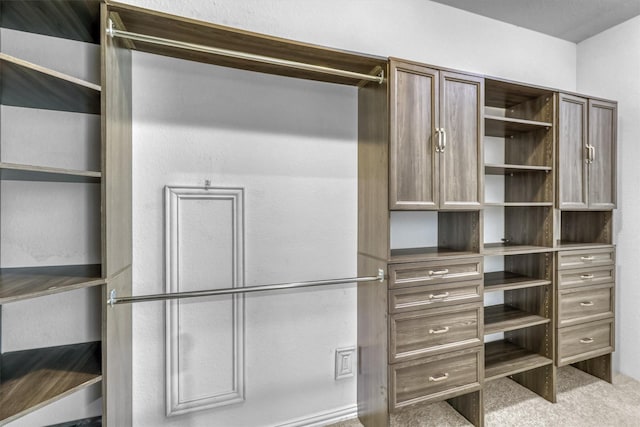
<box><xmin>484</xmin><ymin>271</ymin><xmax>551</xmax><ymax>292</ymax></box>
<box><xmin>485</xmin><ymin>115</ymin><xmax>552</xmax><ymax>137</ymax></box>
<box><xmin>0</xmin><ymin>0</ymin><xmax>103</xmax><ymax>425</ymax></box>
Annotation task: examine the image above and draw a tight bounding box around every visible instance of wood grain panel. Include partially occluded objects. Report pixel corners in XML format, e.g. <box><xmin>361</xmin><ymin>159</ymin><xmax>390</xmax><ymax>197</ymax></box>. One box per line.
<box><xmin>388</xmin><ymin>257</ymin><xmax>483</xmax><ymax>289</ymax></box>
<box><xmin>484</xmin><ymin>271</ymin><xmax>550</xmax><ymax>292</ymax></box>
<box><xmin>557</xmin><ymin>93</ymin><xmax>588</xmax><ymax>209</ymax></box>
<box><xmin>505</xmin><ymin>127</ymin><xmax>554</xmax><ymax>168</ymax></box>
<box><xmin>588</xmin><ymin>99</ymin><xmax>617</xmax><ymax>209</ymax></box>
<box><xmin>447</xmin><ymin>390</ymin><xmax>483</xmax><ymax>427</ymax></box>
<box><xmin>504</xmin><ymin>170</ymin><xmax>553</xmax><ymax>203</ymax></box>
<box><xmin>484</xmin><ymin>340</ymin><xmax>552</xmax><ymax>381</ymax></box>
<box><xmin>509</xmin><ymin>363</ymin><xmax>556</xmax><ymax>403</ymax></box>
<box><xmin>389</xmin><ymin>60</ymin><xmax>438</xmax><ymax>209</ymax></box>
<box><xmin>0</xmin><ymin>0</ymin><xmax>101</xmax><ymax>43</ymax></box>
<box><xmin>0</xmin><ymin>342</ymin><xmax>101</xmax><ymax>424</ymax></box>
<box><xmin>106</xmin><ymin>2</ymin><xmax>385</xmax><ymax>86</ymax></box>
<box><xmin>484</xmin><ymin>116</ymin><xmax>551</xmax><ymax>137</ymax></box>
<box><xmin>438</xmin><ymin>211</ymin><xmax>481</xmax><ymax>254</ymax></box>
<box><xmin>485</xmin><ymin>78</ymin><xmax>553</xmax><ymax>109</ymax></box>
<box><xmin>557</xmin><ymin>246</ymin><xmax>614</xmax><ymax>270</ymax></box>
<box><xmin>560</xmin><ymin>211</ymin><xmax>612</xmax><ymax>245</ymax></box>
<box><xmin>572</xmin><ymin>353</ymin><xmax>612</xmax><ymax>383</ymax></box>
<box><xmin>358</xmin><ymin>69</ymin><xmax>389</xmax><ymax>261</ymax></box>
<box><xmin>439</xmin><ymin>71</ymin><xmax>483</xmax><ymax>209</ymax></box>
<box><xmin>504</xmin><ymin>206</ymin><xmax>553</xmax><ymax>248</ymax></box>
<box><xmin>557</xmin><ymin>265</ymin><xmax>614</xmax><ymax>290</ymax></box>
<box><xmin>484</xmin><ymin>305</ymin><xmax>549</xmax><ymax>335</ymax></box>
<box><xmin>0</xmin><ymin>264</ymin><xmax>103</xmax><ymax>304</ymax></box>
<box><xmin>389</xmin><ymin>303</ymin><xmax>482</xmax><ymax>362</ymax></box>
<box><xmin>558</xmin><ymin>283</ymin><xmax>614</xmax><ymax>327</ymax></box>
<box><xmin>389</xmin><ymin>347</ymin><xmax>481</xmax><ymax>411</ymax></box>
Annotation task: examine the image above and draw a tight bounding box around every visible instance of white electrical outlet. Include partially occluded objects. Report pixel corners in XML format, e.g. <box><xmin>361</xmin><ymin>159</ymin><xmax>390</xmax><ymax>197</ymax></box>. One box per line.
<box><xmin>335</xmin><ymin>347</ymin><xmax>356</xmax><ymax>380</ymax></box>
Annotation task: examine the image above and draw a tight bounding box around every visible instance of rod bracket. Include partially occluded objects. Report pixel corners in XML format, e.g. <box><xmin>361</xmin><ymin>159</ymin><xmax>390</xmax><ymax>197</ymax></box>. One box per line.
<box><xmin>107</xmin><ymin>289</ymin><xmax>117</xmax><ymax>307</ymax></box>
<box><xmin>377</xmin><ymin>268</ymin><xmax>385</xmax><ymax>282</ymax></box>
<box><xmin>377</xmin><ymin>69</ymin><xmax>385</xmax><ymax>85</ymax></box>
<box><xmin>106</xmin><ymin>18</ymin><xmax>115</xmax><ymax>38</ymax></box>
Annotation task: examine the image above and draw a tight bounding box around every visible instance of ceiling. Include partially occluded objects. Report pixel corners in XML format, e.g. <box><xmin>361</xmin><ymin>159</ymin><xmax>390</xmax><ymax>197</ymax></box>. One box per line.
<box><xmin>429</xmin><ymin>0</ymin><xmax>640</xmax><ymax>43</ymax></box>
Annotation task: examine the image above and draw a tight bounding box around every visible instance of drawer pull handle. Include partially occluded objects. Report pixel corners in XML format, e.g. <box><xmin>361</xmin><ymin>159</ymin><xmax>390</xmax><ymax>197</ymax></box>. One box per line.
<box><xmin>428</xmin><ymin>292</ymin><xmax>450</xmax><ymax>299</ymax></box>
<box><xmin>580</xmin><ymin>274</ymin><xmax>595</xmax><ymax>280</ymax></box>
<box><xmin>429</xmin><ymin>373</ymin><xmax>449</xmax><ymax>382</ymax></box>
<box><xmin>580</xmin><ymin>256</ymin><xmax>595</xmax><ymax>261</ymax></box>
<box><xmin>580</xmin><ymin>301</ymin><xmax>594</xmax><ymax>307</ymax></box>
<box><xmin>580</xmin><ymin>337</ymin><xmax>594</xmax><ymax>344</ymax></box>
<box><xmin>428</xmin><ymin>269</ymin><xmax>449</xmax><ymax>276</ymax></box>
<box><xmin>429</xmin><ymin>326</ymin><xmax>450</xmax><ymax>334</ymax></box>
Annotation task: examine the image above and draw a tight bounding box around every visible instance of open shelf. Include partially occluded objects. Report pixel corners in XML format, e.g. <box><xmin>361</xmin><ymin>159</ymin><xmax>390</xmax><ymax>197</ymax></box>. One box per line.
<box><xmin>485</xmin><ymin>79</ymin><xmax>554</xmax><ymax>109</ymax></box>
<box><xmin>483</xmin><ymin>243</ymin><xmax>554</xmax><ymax>256</ymax></box>
<box><xmin>484</xmin><ymin>340</ymin><xmax>553</xmax><ymax>381</ymax></box>
<box><xmin>0</xmin><ymin>0</ymin><xmax>101</xmax><ymax>44</ymax></box>
<box><xmin>0</xmin><ymin>162</ymin><xmax>101</xmax><ymax>183</ymax></box>
<box><xmin>485</xmin><ymin>164</ymin><xmax>552</xmax><ymax>175</ymax></box>
<box><xmin>484</xmin><ymin>304</ymin><xmax>550</xmax><ymax>334</ymax></box>
<box><xmin>0</xmin><ymin>342</ymin><xmax>102</xmax><ymax>424</ymax></box>
<box><xmin>484</xmin><ymin>271</ymin><xmax>551</xmax><ymax>293</ymax></box>
<box><xmin>0</xmin><ymin>264</ymin><xmax>103</xmax><ymax>304</ymax></box>
<box><xmin>485</xmin><ymin>115</ymin><xmax>552</xmax><ymax>137</ymax></box>
<box><xmin>0</xmin><ymin>53</ymin><xmax>100</xmax><ymax>113</ymax></box>
<box><xmin>389</xmin><ymin>247</ymin><xmax>480</xmax><ymax>263</ymax></box>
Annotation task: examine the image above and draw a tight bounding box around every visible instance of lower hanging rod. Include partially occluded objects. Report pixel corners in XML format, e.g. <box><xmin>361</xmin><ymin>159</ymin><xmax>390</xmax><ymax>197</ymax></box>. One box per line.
<box><xmin>107</xmin><ymin>269</ymin><xmax>384</xmax><ymax>306</ymax></box>
<box><xmin>106</xmin><ymin>19</ymin><xmax>384</xmax><ymax>84</ymax></box>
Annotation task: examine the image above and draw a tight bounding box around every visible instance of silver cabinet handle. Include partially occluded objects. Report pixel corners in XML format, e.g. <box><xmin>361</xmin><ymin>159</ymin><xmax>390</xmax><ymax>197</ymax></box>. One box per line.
<box><xmin>429</xmin><ymin>373</ymin><xmax>449</xmax><ymax>382</ymax></box>
<box><xmin>580</xmin><ymin>256</ymin><xmax>595</xmax><ymax>261</ymax></box>
<box><xmin>585</xmin><ymin>145</ymin><xmax>591</xmax><ymax>163</ymax></box>
<box><xmin>580</xmin><ymin>337</ymin><xmax>594</xmax><ymax>344</ymax></box>
<box><xmin>435</xmin><ymin>129</ymin><xmax>442</xmax><ymax>153</ymax></box>
<box><xmin>428</xmin><ymin>292</ymin><xmax>450</xmax><ymax>299</ymax></box>
<box><xmin>428</xmin><ymin>269</ymin><xmax>449</xmax><ymax>276</ymax></box>
<box><xmin>429</xmin><ymin>326</ymin><xmax>450</xmax><ymax>334</ymax></box>
<box><xmin>580</xmin><ymin>301</ymin><xmax>594</xmax><ymax>307</ymax></box>
<box><xmin>580</xmin><ymin>274</ymin><xmax>595</xmax><ymax>280</ymax></box>
<box><xmin>590</xmin><ymin>145</ymin><xmax>596</xmax><ymax>163</ymax></box>
<box><xmin>441</xmin><ymin>128</ymin><xmax>447</xmax><ymax>152</ymax></box>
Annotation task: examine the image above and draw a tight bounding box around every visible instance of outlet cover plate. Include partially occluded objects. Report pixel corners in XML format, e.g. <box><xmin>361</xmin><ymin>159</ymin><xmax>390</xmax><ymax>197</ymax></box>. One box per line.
<box><xmin>335</xmin><ymin>347</ymin><xmax>356</xmax><ymax>380</ymax></box>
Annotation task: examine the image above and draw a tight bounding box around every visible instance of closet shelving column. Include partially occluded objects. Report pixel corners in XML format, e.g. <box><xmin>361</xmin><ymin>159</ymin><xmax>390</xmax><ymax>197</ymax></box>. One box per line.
<box><xmin>482</xmin><ymin>79</ymin><xmax>556</xmax><ymax>402</ymax></box>
<box><xmin>0</xmin><ymin>0</ymin><xmax>103</xmax><ymax>424</ymax></box>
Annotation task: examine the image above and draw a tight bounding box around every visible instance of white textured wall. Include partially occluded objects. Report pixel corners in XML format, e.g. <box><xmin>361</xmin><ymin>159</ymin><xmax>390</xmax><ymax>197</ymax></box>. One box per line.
<box><xmin>577</xmin><ymin>15</ymin><xmax>640</xmax><ymax>380</ymax></box>
<box><xmin>119</xmin><ymin>0</ymin><xmax>579</xmax><ymax>425</ymax></box>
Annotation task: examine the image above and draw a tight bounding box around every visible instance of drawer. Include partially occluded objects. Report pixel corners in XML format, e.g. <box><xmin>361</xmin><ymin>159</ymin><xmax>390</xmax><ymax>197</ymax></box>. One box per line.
<box><xmin>557</xmin><ymin>266</ymin><xmax>614</xmax><ymax>289</ymax></box>
<box><xmin>557</xmin><ymin>248</ymin><xmax>614</xmax><ymax>270</ymax></box>
<box><xmin>388</xmin><ymin>258</ymin><xmax>483</xmax><ymax>289</ymax></box>
<box><xmin>390</xmin><ymin>347</ymin><xmax>481</xmax><ymax>411</ymax></box>
<box><xmin>557</xmin><ymin>319</ymin><xmax>614</xmax><ymax>366</ymax></box>
<box><xmin>389</xmin><ymin>303</ymin><xmax>482</xmax><ymax>363</ymax></box>
<box><xmin>389</xmin><ymin>279</ymin><xmax>482</xmax><ymax>313</ymax></box>
<box><xmin>558</xmin><ymin>284</ymin><xmax>614</xmax><ymax>327</ymax></box>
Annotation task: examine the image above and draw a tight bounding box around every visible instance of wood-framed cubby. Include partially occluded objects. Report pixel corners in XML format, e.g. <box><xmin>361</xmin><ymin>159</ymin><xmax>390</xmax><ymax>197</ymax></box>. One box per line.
<box><xmin>0</xmin><ymin>0</ymin><xmax>103</xmax><ymax>424</ymax></box>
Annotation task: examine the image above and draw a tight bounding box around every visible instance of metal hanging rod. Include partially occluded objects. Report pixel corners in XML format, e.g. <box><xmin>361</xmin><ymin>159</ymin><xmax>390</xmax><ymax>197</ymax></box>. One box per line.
<box><xmin>107</xmin><ymin>268</ymin><xmax>384</xmax><ymax>306</ymax></box>
<box><xmin>106</xmin><ymin>19</ymin><xmax>384</xmax><ymax>84</ymax></box>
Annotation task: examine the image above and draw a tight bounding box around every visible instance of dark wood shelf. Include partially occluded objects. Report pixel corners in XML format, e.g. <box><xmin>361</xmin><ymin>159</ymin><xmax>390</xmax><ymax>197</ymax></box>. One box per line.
<box><xmin>106</xmin><ymin>2</ymin><xmax>387</xmax><ymax>86</ymax></box>
<box><xmin>557</xmin><ymin>241</ymin><xmax>615</xmax><ymax>250</ymax></box>
<box><xmin>485</xmin><ymin>79</ymin><xmax>554</xmax><ymax>109</ymax></box>
<box><xmin>0</xmin><ymin>53</ymin><xmax>101</xmax><ymax>114</ymax></box>
<box><xmin>484</xmin><ymin>271</ymin><xmax>551</xmax><ymax>293</ymax></box>
<box><xmin>485</xmin><ymin>164</ymin><xmax>552</xmax><ymax>175</ymax></box>
<box><xmin>0</xmin><ymin>264</ymin><xmax>103</xmax><ymax>304</ymax></box>
<box><xmin>389</xmin><ymin>246</ymin><xmax>480</xmax><ymax>263</ymax></box>
<box><xmin>0</xmin><ymin>342</ymin><xmax>102</xmax><ymax>424</ymax></box>
<box><xmin>0</xmin><ymin>0</ymin><xmax>101</xmax><ymax>44</ymax></box>
<box><xmin>485</xmin><ymin>202</ymin><xmax>553</xmax><ymax>207</ymax></box>
<box><xmin>484</xmin><ymin>304</ymin><xmax>550</xmax><ymax>334</ymax></box>
<box><xmin>483</xmin><ymin>243</ymin><xmax>554</xmax><ymax>256</ymax></box>
<box><xmin>484</xmin><ymin>340</ymin><xmax>553</xmax><ymax>381</ymax></box>
<box><xmin>0</xmin><ymin>162</ymin><xmax>101</xmax><ymax>183</ymax></box>
<box><xmin>485</xmin><ymin>115</ymin><xmax>552</xmax><ymax>137</ymax></box>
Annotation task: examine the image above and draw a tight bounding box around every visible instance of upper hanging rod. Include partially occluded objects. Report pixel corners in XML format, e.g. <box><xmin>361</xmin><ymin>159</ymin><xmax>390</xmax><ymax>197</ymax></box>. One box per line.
<box><xmin>106</xmin><ymin>19</ymin><xmax>384</xmax><ymax>84</ymax></box>
<box><xmin>107</xmin><ymin>268</ymin><xmax>384</xmax><ymax>306</ymax></box>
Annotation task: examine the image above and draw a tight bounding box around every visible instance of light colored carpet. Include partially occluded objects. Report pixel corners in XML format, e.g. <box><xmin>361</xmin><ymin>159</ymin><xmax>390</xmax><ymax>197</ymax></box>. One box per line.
<box><xmin>330</xmin><ymin>366</ymin><xmax>640</xmax><ymax>426</ymax></box>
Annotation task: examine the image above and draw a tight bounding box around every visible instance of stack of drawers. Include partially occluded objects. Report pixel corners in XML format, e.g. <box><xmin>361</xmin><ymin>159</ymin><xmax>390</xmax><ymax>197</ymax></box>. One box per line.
<box><xmin>386</xmin><ymin>257</ymin><xmax>484</xmax><ymax>411</ymax></box>
<box><xmin>556</xmin><ymin>247</ymin><xmax>615</xmax><ymax>366</ymax></box>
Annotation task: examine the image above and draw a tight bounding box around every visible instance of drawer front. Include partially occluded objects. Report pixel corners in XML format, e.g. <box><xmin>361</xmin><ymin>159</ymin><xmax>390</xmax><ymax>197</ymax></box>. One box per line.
<box><xmin>390</xmin><ymin>304</ymin><xmax>482</xmax><ymax>362</ymax></box>
<box><xmin>558</xmin><ymin>284</ymin><xmax>614</xmax><ymax>327</ymax></box>
<box><xmin>557</xmin><ymin>319</ymin><xmax>613</xmax><ymax>366</ymax></box>
<box><xmin>389</xmin><ymin>258</ymin><xmax>483</xmax><ymax>289</ymax></box>
<box><xmin>389</xmin><ymin>280</ymin><xmax>482</xmax><ymax>313</ymax></box>
<box><xmin>390</xmin><ymin>347</ymin><xmax>481</xmax><ymax>411</ymax></box>
<box><xmin>557</xmin><ymin>266</ymin><xmax>614</xmax><ymax>289</ymax></box>
<box><xmin>557</xmin><ymin>248</ymin><xmax>614</xmax><ymax>270</ymax></box>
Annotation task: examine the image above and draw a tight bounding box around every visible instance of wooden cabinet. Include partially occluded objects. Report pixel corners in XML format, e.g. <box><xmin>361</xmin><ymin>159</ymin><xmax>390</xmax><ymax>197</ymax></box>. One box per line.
<box><xmin>558</xmin><ymin>94</ymin><xmax>617</xmax><ymax>210</ymax></box>
<box><xmin>389</xmin><ymin>59</ymin><xmax>483</xmax><ymax>210</ymax></box>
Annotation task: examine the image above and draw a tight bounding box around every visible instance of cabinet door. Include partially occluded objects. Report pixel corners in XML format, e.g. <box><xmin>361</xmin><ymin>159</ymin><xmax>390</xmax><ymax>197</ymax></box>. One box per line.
<box><xmin>389</xmin><ymin>60</ymin><xmax>439</xmax><ymax>209</ymax></box>
<box><xmin>558</xmin><ymin>94</ymin><xmax>589</xmax><ymax>209</ymax></box>
<box><xmin>588</xmin><ymin>99</ymin><xmax>617</xmax><ymax>209</ymax></box>
<box><xmin>438</xmin><ymin>71</ymin><xmax>483</xmax><ymax>209</ymax></box>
